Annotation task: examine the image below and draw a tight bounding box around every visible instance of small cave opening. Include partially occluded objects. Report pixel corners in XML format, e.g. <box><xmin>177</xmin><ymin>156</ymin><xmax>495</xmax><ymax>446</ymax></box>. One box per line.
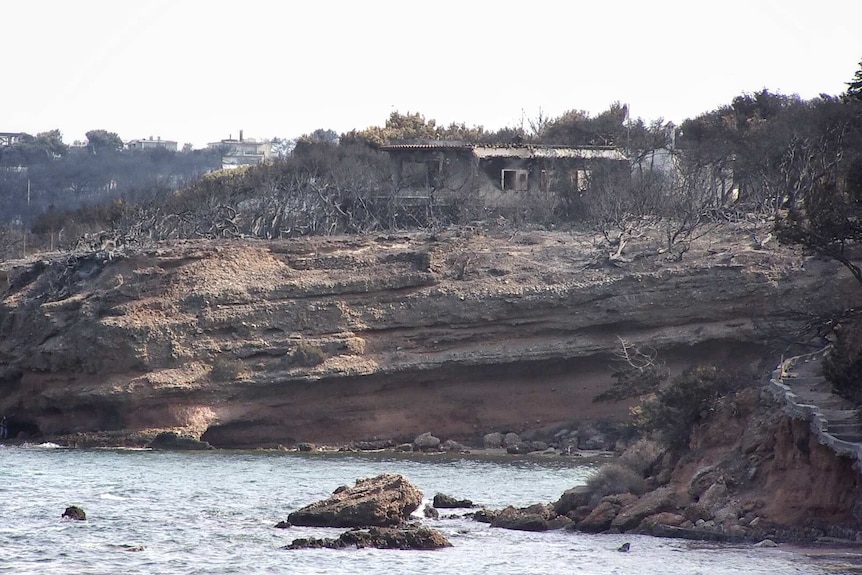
<box><xmin>1</xmin><ymin>416</ymin><xmax>41</xmax><ymax>441</ymax></box>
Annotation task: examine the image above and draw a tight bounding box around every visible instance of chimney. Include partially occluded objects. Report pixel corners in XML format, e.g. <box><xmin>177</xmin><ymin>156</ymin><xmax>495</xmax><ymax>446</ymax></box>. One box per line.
<box><xmin>239</xmin><ymin>130</ymin><xmax>244</xmax><ymax>142</ymax></box>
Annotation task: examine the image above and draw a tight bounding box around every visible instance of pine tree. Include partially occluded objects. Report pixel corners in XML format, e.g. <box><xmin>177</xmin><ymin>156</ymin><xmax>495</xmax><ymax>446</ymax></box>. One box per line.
<box><xmin>846</xmin><ymin>58</ymin><xmax>862</xmax><ymax>103</ymax></box>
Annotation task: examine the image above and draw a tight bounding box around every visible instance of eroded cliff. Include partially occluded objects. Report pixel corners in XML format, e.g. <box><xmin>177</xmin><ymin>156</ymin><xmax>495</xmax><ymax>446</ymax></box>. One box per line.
<box><xmin>0</xmin><ymin>224</ymin><xmax>858</xmax><ymax>447</ymax></box>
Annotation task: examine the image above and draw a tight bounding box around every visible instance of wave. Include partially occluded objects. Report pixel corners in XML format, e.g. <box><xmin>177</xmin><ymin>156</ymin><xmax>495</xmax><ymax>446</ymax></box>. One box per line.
<box><xmin>22</xmin><ymin>442</ymin><xmax>65</xmax><ymax>449</ymax></box>
<box><xmin>98</xmin><ymin>493</ymin><xmax>129</xmax><ymax>501</ymax></box>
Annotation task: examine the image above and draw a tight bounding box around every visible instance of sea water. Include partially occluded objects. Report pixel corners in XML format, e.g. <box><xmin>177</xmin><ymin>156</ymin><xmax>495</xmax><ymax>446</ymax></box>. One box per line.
<box><xmin>0</xmin><ymin>444</ymin><xmax>854</xmax><ymax>574</ymax></box>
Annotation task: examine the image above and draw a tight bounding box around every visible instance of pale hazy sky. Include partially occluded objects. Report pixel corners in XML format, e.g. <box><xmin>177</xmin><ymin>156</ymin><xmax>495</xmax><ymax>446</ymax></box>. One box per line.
<box><xmin>4</xmin><ymin>0</ymin><xmax>861</xmax><ymax>148</ymax></box>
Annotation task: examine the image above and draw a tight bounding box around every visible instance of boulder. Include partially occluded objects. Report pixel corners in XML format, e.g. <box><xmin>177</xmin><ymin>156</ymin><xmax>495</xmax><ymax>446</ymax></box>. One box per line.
<box><xmin>483</xmin><ymin>432</ymin><xmax>504</xmax><ymax>448</ymax></box>
<box><xmin>433</xmin><ymin>493</ymin><xmax>474</xmax><ymax>508</ymax></box>
<box><xmin>413</xmin><ymin>432</ymin><xmax>441</xmax><ymax>451</ymax></box>
<box><xmin>148</xmin><ymin>431</ymin><xmax>212</xmax><ymax>451</ymax></box>
<box><xmin>423</xmin><ymin>504</ymin><xmax>439</xmax><ymax>519</ymax></box>
<box><xmin>530</xmin><ymin>441</ymin><xmax>549</xmax><ymax>452</ymax></box>
<box><xmin>503</xmin><ymin>432</ymin><xmax>521</xmax><ymax>448</ymax></box>
<box><xmin>683</xmin><ymin>503</ymin><xmax>711</xmax><ymax>523</ymax></box>
<box><xmin>297</xmin><ymin>442</ymin><xmax>315</xmax><ymax>452</ymax></box>
<box><xmin>611</xmin><ymin>487</ymin><xmax>677</xmax><ymax>532</ymax></box>
<box><xmin>577</xmin><ymin>421</ymin><xmax>623</xmax><ymax>451</ymax></box>
<box><xmin>578</xmin><ymin>429</ymin><xmax>611</xmax><ymax>450</ymax></box>
<box><xmin>490</xmin><ymin>504</ymin><xmax>552</xmax><ymax>532</ymax></box>
<box><xmin>713</xmin><ymin>505</ymin><xmax>740</xmax><ymax>524</ymax></box>
<box><xmin>506</xmin><ymin>441</ymin><xmax>534</xmax><ymax>455</ymax></box>
<box><xmin>286</xmin><ymin>526</ymin><xmax>451</xmax><ymax>550</ymax></box>
<box><xmin>440</xmin><ymin>439</ymin><xmax>468</xmax><ymax>453</ymax></box>
<box><xmin>470</xmin><ymin>508</ymin><xmax>498</xmax><ymax>523</ymax></box>
<box><xmin>547</xmin><ymin>515</ymin><xmax>574</xmax><ymax>530</ymax></box>
<box><xmin>62</xmin><ymin>506</ymin><xmax>86</xmax><ymax>520</ymax></box>
<box><xmin>698</xmin><ymin>482</ymin><xmax>729</xmax><ymax>513</ymax></box>
<box><xmin>352</xmin><ymin>439</ymin><xmax>395</xmax><ymax>451</ymax></box>
<box><xmin>688</xmin><ymin>464</ymin><xmax>722</xmax><ymax>498</ymax></box>
<box><xmin>553</xmin><ymin>485</ymin><xmax>592</xmax><ymax>516</ymax></box>
<box><xmin>639</xmin><ymin>512</ymin><xmax>687</xmax><ymax>530</ymax></box>
<box><xmin>491</xmin><ymin>514</ymin><xmax>548</xmax><ymax>532</ymax></box>
<box><xmin>576</xmin><ymin>500</ymin><xmax>618</xmax><ymax>533</ymax></box>
<box><xmin>287</xmin><ymin>473</ymin><xmax>423</xmax><ymax>527</ymax></box>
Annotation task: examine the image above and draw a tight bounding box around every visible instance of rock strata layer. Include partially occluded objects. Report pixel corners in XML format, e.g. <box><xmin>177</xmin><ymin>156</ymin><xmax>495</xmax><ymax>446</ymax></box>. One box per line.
<box><xmin>0</xmin><ymin>226</ymin><xmax>859</xmax><ymax>447</ymax></box>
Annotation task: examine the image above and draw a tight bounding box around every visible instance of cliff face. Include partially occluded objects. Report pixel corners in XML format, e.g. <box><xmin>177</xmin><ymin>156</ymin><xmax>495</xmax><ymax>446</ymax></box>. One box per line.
<box><xmin>553</xmin><ymin>387</ymin><xmax>862</xmax><ymax>540</ymax></box>
<box><xmin>665</xmin><ymin>387</ymin><xmax>862</xmax><ymax>534</ymax></box>
<box><xmin>0</xmin><ymin>225</ymin><xmax>859</xmax><ymax>447</ymax></box>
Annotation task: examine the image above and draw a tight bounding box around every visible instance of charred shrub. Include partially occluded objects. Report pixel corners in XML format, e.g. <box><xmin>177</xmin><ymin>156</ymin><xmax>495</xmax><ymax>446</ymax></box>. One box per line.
<box><xmin>288</xmin><ymin>341</ymin><xmax>327</xmax><ymax>368</ymax></box>
<box><xmin>594</xmin><ymin>363</ymin><xmax>667</xmax><ymax>402</ymax></box>
<box><xmin>210</xmin><ymin>355</ymin><xmax>246</xmax><ymax>381</ymax></box>
<box><xmin>631</xmin><ymin>365</ymin><xmax>742</xmax><ymax>449</ymax></box>
<box><xmin>594</xmin><ymin>338</ymin><xmax>667</xmax><ymax>402</ymax></box>
<box><xmin>583</xmin><ymin>462</ymin><xmax>647</xmax><ymax>505</ymax></box>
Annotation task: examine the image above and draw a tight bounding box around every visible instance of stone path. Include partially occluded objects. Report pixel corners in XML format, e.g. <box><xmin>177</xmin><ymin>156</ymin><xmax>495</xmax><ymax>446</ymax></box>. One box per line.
<box><xmin>770</xmin><ymin>349</ymin><xmax>862</xmax><ymax>463</ymax></box>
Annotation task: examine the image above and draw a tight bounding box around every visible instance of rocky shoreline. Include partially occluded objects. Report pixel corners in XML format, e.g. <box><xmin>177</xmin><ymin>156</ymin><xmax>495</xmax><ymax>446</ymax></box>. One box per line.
<box><xmin>277</xmin><ymin>464</ymin><xmax>862</xmax><ymax>553</ymax></box>
<box><xmin>4</xmin><ymin>226</ymin><xmax>862</xmax><ymax>547</ymax></box>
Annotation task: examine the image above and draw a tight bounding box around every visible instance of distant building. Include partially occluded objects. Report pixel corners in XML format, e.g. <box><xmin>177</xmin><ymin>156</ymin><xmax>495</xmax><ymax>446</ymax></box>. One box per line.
<box><xmin>0</xmin><ymin>132</ymin><xmax>24</xmax><ymax>147</ymax></box>
<box><xmin>127</xmin><ymin>137</ymin><xmax>178</xmax><ymax>152</ymax></box>
<box><xmin>208</xmin><ymin>130</ymin><xmax>273</xmax><ymax>170</ymax></box>
<box><xmin>379</xmin><ymin>141</ymin><xmax>628</xmax><ymax>209</ymax></box>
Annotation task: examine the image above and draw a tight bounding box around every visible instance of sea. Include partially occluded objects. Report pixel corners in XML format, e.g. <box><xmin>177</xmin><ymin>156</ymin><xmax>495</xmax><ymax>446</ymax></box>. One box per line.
<box><xmin>0</xmin><ymin>443</ymin><xmax>858</xmax><ymax>574</ymax></box>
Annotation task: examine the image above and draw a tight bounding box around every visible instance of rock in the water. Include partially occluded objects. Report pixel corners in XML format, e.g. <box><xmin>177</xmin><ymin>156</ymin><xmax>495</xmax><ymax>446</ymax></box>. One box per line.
<box><xmin>490</xmin><ymin>504</ymin><xmax>552</xmax><ymax>532</ymax></box>
<box><xmin>754</xmin><ymin>539</ymin><xmax>778</xmax><ymax>548</ymax></box>
<box><xmin>413</xmin><ymin>432</ymin><xmax>441</xmax><ymax>451</ymax></box>
<box><xmin>423</xmin><ymin>504</ymin><xmax>439</xmax><ymax>519</ymax></box>
<box><xmin>433</xmin><ymin>493</ymin><xmax>474</xmax><ymax>509</ymax></box>
<box><xmin>274</xmin><ymin>520</ymin><xmax>291</xmax><ymax>529</ymax></box>
<box><xmin>617</xmin><ymin>542</ymin><xmax>631</xmax><ymax>552</ymax></box>
<box><xmin>62</xmin><ymin>506</ymin><xmax>86</xmax><ymax>520</ymax></box>
<box><xmin>547</xmin><ymin>515</ymin><xmax>573</xmax><ymax>530</ymax></box>
<box><xmin>553</xmin><ymin>485</ymin><xmax>593</xmax><ymax>517</ymax></box>
<box><xmin>285</xmin><ymin>526</ymin><xmax>451</xmax><ymax>550</ymax></box>
<box><xmin>148</xmin><ymin>431</ymin><xmax>212</xmax><ymax>451</ymax></box>
<box><xmin>470</xmin><ymin>509</ymin><xmax>498</xmax><ymax>523</ymax></box>
<box><xmin>286</xmin><ymin>473</ymin><xmax>423</xmax><ymax>527</ymax></box>
<box><xmin>577</xmin><ymin>500</ymin><xmax>618</xmax><ymax>533</ymax></box>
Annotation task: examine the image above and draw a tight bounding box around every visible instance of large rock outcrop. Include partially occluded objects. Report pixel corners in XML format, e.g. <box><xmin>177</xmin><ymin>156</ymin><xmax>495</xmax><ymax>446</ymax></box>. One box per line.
<box><xmin>0</xmin><ymin>225</ymin><xmax>860</xmax><ymax>447</ymax></box>
<box><xmin>286</xmin><ymin>473</ymin><xmax>423</xmax><ymax>528</ymax></box>
<box><xmin>552</xmin><ymin>387</ymin><xmax>862</xmax><ymax>542</ymax></box>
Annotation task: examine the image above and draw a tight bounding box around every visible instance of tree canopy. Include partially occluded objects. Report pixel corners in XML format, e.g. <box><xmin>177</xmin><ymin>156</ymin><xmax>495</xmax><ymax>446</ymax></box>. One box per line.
<box><xmin>85</xmin><ymin>129</ymin><xmax>124</xmax><ymax>154</ymax></box>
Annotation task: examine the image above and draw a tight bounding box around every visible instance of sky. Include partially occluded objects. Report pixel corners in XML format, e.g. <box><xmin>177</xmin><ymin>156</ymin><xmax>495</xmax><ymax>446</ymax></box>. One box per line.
<box><xmin>3</xmin><ymin>0</ymin><xmax>861</xmax><ymax>149</ymax></box>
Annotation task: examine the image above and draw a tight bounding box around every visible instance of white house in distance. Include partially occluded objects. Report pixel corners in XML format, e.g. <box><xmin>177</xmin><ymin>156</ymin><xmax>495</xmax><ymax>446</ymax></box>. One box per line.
<box><xmin>207</xmin><ymin>130</ymin><xmax>273</xmax><ymax>170</ymax></box>
<box><xmin>127</xmin><ymin>136</ymin><xmax>178</xmax><ymax>152</ymax></box>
